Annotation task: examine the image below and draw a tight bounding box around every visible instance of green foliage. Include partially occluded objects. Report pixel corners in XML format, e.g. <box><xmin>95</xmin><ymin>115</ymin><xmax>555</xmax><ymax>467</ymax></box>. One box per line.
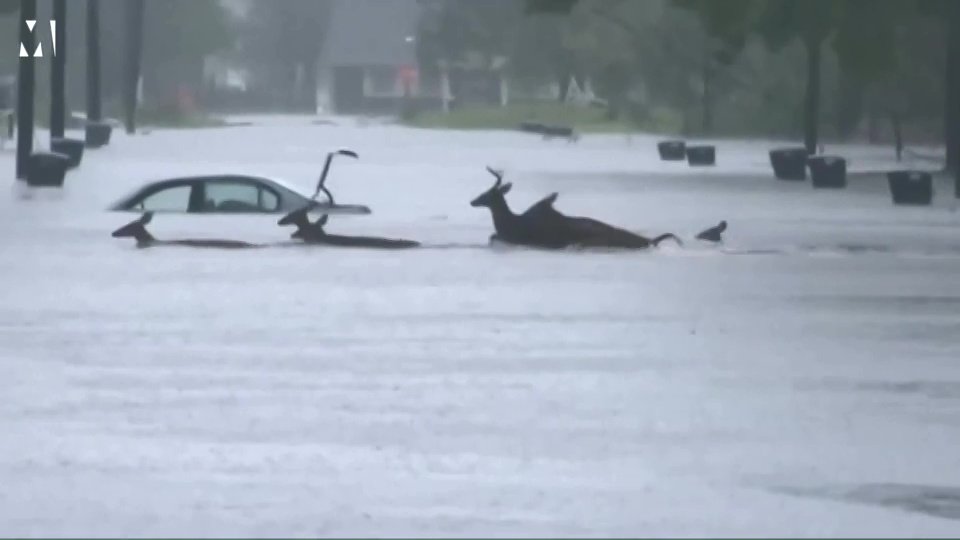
<box><xmin>146</xmin><ymin>0</ymin><xmax>234</xmax><ymax>61</ymax></box>
<box><xmin>673</xmin><ymin>0</ymin><xmax>755</xmax><ymax>51</ymax></box>
<box><xmin>524</xmin><ymin>0</ymin><xmax>578</xmax><ymax>15</ymax></box>
<box><xmin>417</xmin><ymin>0</ymin><xmax>521</xmax><ymax>70</ymax></box>
<box><xmin>421</xmin><ymin>0</ymin><xmax>946</xmax><ymax>142</ymax></box>
<box><xmin>832</xmin><ymin>0</ymin><xmax>906</xmax><ymax>83</ymax></box>
<box><xmin>243</xmin><ymin>0</ymin><xmax>330</xmax><ymax>61</ymax></box>
<box><xmin>239</xmin><ymin>0</ymin><xmax>332</xmax><ymax>111</ymax></box>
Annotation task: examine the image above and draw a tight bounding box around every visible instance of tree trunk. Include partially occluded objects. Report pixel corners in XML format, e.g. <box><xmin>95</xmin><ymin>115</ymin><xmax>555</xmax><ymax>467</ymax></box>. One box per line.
<box><xmin>605</xmin><ymin>98</ymin><xmax>621</xmax><ymax>121</ymax></box>
<box><xmin>835</xmin><ymin>74</ymin><xmax>864</xmax><ymax>140</ymax></box>
<box><xmin>702</xmin><ymin>63</ymin><xmax>713</xmax><ymax>134</ymax></box>
<box><xmin>123</xmin><ymin>0</ymin><xmax>144</xmax><ymax>134</ymax></box>
<box><xmin>946</xmin><ymin>3</ymin><xmax>960</xmax><ymax>197</ymax></box>
<box><xmin>867</xmin><ymin>107</ymin><xmax>879</xmax><ymax>143</ymax></box>
<box><xmin>803</xmin><ymin>37</ymin><xmax>822</xmax><ymax>155</ymax></box>
<box><xmin>302</xmin><ymin>59</ymin><xmax>318</xmax><ymax>113</ymax></box>
<box><xmin>16</xmin><ymin>0</ymin><xmax>37</xmax><ymax>180</ymax></box>
<box><xmin>557</xmin><ymin>71</ymin><xmax>569</xmax><ymax>102</ymax></box>
<box><xmin>86</xmin><ymin>0</ymin><xmax>101</xmax><ymax>122</ymax></box>
<box><xmin>49</xmin><ymin>0</ymin><xmax>67</xmax><ymax>139</ymax></box>
<box><xmin>891</xmin><ymin>111</ymin><xmax>903</xmax><ymax>162</ymax></box>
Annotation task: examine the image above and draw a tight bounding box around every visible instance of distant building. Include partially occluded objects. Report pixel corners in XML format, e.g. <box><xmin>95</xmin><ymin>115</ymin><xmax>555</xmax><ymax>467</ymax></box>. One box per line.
<box><xmin>1</xmin><ymin>74</ymin><xmax>14</xmax><ymax>146</ymax></box>
<box><xmin>317</xmin><ymin>0</ymin><xmax>438</xmax><ymax>115</ymax></box>
<box><xmin>0</xmin><ymin>74</ymin><xmax>14</xmax><ymax>111</ymax></box>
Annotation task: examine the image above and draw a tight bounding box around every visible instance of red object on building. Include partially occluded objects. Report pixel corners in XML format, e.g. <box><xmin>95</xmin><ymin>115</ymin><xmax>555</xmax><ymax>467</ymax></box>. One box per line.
<box><xmin>398</xmin><ymin>65</ymin><xmax>418</xmax><ymax>95</ymax></box>
<box><xmin>177</xmin><ymin>84</ymin><xmax>195</xmax><ymax>114</ymax></box>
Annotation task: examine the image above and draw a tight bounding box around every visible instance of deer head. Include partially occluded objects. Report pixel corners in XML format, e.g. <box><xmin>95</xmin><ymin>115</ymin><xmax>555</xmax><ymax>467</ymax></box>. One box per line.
<box><xmin>278</xmin><ymin>206</ymin><xmax>312</xmax><ymax>228</ymax></box>
<box><xmin>111</xmin><ymin>212</ymin><xmax>155</xmax><ymax>246</ymax></box>
<box><xmin>470</xmin><ymin>166</ymin><xmax>513</xmax><ymax>208</ymax></box>
<box><xmin>290</xmin><ymin>214</ymin><xmax>328</xmax><ymax>240</ymax></box>
<box><xmin>280</xmin><ymin>205</ymin><xmax>329</xmax><ymax>240</ymax></box>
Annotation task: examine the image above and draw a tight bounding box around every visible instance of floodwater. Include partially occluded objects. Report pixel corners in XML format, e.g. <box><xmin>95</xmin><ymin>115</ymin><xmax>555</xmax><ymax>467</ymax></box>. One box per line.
<box><xmin>1</xmin><ymin>118</ymin><xmax>960</xmax><ymax>537</ymax></box>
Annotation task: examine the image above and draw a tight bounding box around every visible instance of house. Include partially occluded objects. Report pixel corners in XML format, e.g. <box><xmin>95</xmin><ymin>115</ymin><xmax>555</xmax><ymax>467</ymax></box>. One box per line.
<box><xmin>317</xmin><ymin>0</ymin><xmax>439</xmax><ymax>115</ymax></box>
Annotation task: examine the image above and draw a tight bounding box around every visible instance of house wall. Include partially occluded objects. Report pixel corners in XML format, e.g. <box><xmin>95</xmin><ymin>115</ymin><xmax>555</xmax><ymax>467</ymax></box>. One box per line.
<box><xmin>321</xmin><ymin>64</ymin><xmax>443</xmax><ymax>115</ymax></box>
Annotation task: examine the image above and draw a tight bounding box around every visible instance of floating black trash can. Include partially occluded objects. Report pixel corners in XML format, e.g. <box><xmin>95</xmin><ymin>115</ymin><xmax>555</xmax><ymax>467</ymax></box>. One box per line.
<box><xmin>51</xmin><ymin>137</ymin><xmax>85</xmax><ymax>168</ymax></box>
<box><xmin>657</xmin><ymin>140</ymin><xmax>686</xmax><ymax>161</ymax></box>
<box><xmin>887</xmin><ymin>170</ymin><xmax>933</xmax><ymax>206</ymax></box>
<box><xmin>770</xmin><ymin>147</ymin><xmax>810</xmax><ymax>181</ymax></box>
<box><xmin>26</xmin><ymin>152</ymin><xmax>71</xmax><ymax>187</ymax></box>
<box><xmin>85</xmin><ymin>121</ymin><xmax>112</xmax><ymax>148</ymax></box>
<box><xmin>807</xmin><ymin>156</ymin><xmax>847</xmax><ymax>189</ymax></box>
<box><xmin>686</xmin><ymin>145</ymin><xmax>716</xmax><ymax>166</ymax></box>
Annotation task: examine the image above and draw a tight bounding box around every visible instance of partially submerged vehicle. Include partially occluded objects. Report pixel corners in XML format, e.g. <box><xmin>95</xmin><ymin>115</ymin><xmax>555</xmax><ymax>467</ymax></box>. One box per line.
<box><xmin>108</xmin><ymin>150</ymin><xmax>370</xmax><ymax>216</ymax></box>
<box><xmin>110</xmin><ymin>149</ymin><xmax>424</xmax><ymax>250</ymax></box>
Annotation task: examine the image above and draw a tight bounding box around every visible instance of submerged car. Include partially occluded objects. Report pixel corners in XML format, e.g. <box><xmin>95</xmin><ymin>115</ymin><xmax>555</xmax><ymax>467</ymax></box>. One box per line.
<box><xmin>107</xmin><ymin>174</ymin><xmax>371</xmax><ymax>216</ymax></box>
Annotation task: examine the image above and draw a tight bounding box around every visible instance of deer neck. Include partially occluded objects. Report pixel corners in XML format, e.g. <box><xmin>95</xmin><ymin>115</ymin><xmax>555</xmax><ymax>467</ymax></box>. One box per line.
<box><xmin>488</xmin><ymin>196</ymin><xmax>520</xmax><ymax>235</ymax></box>
<box><xmin>133</xmin><ymin>228</ymin><xmax>156</xmax><ymax>247</ymax></box>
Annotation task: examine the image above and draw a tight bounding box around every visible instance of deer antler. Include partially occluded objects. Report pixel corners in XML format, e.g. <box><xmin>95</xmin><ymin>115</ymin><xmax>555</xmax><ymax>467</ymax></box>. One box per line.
<box><xmin>485</xmin><ymin>166</ymin><xmax>504</xmax><ymax>187</ymax></box>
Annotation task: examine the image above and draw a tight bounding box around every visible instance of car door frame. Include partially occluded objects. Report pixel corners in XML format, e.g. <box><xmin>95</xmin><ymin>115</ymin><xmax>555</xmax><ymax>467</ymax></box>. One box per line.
<box><xmin>118</xmin><ymin>178</ymin><xmax>203</xmax><ymax>213</ymax></box>
<box><xmin>198</xmin><ymin>176</ymin><xmax>285</xmax><ymax>213</ymax></box>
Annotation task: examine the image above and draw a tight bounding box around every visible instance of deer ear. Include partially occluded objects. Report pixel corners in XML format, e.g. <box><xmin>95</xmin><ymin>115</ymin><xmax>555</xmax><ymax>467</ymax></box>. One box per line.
<box><xmin>499</xmin><ymin>182</ymin><xmax>512</xmax><ymax>195</ymax></box>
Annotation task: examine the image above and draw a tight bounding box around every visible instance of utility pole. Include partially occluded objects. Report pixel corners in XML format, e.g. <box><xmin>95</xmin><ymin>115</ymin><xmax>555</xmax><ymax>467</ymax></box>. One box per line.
<box><xmin>86</xmin><ymin>0</ymin><xmax>101</xmax><ymax>123</ymax></box>
<box><xmin>50</xmin><ymin>0</ymin><xmax>67</xmax><ymax>139</ymax></box>
<box><xmin>15</xmin><ymin>0</ymin><xmax>37</xmax><ymax>180</ymax></box>
<box><xmin>123</xmin><ymin>0</ymin><xmax>145</xmax><ymax>134</ymax></box>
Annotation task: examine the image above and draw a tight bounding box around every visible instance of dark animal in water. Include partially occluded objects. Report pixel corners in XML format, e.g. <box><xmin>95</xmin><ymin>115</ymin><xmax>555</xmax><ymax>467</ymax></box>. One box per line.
<box><xmin>468</xmin><ymin>168</ymin><xmax>566</xmax><ymax>248</ymax></box>
<box><xmin>695</xmin><ymin>221</ymin><xmax>727</xmax><ymax>243</ymax></box>
<box><xmin>518</xmin><ymin>122</ymin><xmax>580</xmax><ymax>143</ymax></box>
<box><xmin>471</xmin><ymin>167</ymin><xmax>681</xmax><ymax>249</ymax></box>
<box><xmin>111</xmin><ymin>212</ymin><xmax>260</xmax><ymax>249</ymax></box>
<box><xmin>278</xmin><ymin>206</ymin><xmax>420</xmax><ymax>249</ymax></box>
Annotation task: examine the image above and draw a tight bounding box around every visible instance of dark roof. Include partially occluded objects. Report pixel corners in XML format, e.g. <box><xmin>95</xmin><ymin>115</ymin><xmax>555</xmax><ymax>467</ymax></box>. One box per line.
<box><xmin>319</xmin><ymin>0</ymin><xmax>421</xmax><ymax>67</ymax></box>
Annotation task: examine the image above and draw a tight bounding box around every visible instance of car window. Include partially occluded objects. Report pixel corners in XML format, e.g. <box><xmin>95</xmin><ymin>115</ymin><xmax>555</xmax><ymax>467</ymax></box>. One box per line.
<box><xmin>205</xmin><ymin>181</ymin><xmax>280</xmax><ymax>212</ymax></box>
<box><xmin>259</xmin><ymin>188</ymin><xmax>280</xmax><ymax>211</ymax></box>
<box><xmin>137</xmin><ymin>185</ymin><xmax>192</xmax><ymax>212</ymax></box>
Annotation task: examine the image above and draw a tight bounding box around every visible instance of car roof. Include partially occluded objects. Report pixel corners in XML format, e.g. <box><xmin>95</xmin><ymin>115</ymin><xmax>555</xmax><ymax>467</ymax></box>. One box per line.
<box><xmin>113</xmin><ymin>173</ymin><xmax>305</xmax><ymax>198</ymax></box>
<box><xmin>106</xmin><ymin>174</ymin><xmax>372</xmax><ymax>216</ymax></box>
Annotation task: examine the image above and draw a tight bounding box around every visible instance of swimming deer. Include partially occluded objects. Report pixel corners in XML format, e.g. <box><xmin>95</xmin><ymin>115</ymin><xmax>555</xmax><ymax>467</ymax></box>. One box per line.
<box><xmin>278</xmin><ymin>206</ymin><xmax>420</xmax><ymax>249</ymax></box>
<box><xmin>695</xmin><ymin>220</ymin><xmax>727</xmax><ymax>243</ymax></box>
<box><xmin>111</xmin><ymin>212</ymin><xmax>261</xmax><ymax>249</ymax></box>
<box><xmin>470</xmin><ymin>167</ymin><xmax>681</xmax><ymax>250</ymax></box>
<box><xmin>468</xmin><ymin>168</ymin><xmax>567</xmax><ymax>248</ymax></box>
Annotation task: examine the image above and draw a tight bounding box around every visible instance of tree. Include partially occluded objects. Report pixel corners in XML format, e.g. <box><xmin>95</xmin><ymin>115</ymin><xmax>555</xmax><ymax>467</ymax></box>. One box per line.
<box><xmin>527</xmin><ymin>0</ymin><xmax>945</xmax><ymax>150</ymax></box>
<box><xmin>417</xmin><ymin>0</ymin><xmax>521</xmax><ymax>72</ymax></box>
<box><xmin>241</xmin><ymin>0</ymin><xmax>331</xmax><ymax>112</ymax></box>
<box><xmin>916</xmin><ymin>0</ymin><xmax>960</xmax><ymax>186</ymax></box>
<box><xmin>141</xmin><ymin>0</ymin><xmax>233</xmax><ymax>112</ymax></box>
<box><xmin>524</xmin><ymin>0</ymin><xmax>577</xmax><ymax>15</ymax></box>
<box><xmin>676</xmin><ymin>0</ymin><xmax>841</xmax><ymax>153</ymax></box>
<box><xmin>123</xmin><ymin>0</ymin><xmax>144</xmax><ymax>133</ymax></box>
